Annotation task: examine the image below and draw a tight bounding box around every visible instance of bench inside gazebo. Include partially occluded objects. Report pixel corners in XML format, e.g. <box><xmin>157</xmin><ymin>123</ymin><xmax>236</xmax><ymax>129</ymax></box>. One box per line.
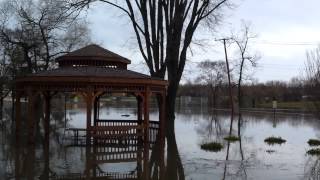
<box><xmin>15</xmin><ymin>44</ymin><xmax>167</xmax><ymax>146</ymax></box>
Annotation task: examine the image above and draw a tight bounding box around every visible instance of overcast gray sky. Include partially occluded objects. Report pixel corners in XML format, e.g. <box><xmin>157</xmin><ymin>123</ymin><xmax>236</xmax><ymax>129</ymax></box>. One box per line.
<box><xmin>85</xmin><ymin>0</ymin><xmax>320</xmax><ymax>83</ymax></box>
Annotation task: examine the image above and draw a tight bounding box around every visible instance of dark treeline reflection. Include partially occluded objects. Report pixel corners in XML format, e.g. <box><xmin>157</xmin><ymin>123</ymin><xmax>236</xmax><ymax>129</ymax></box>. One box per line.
<box><xmin>8</xmin><ymin>100</ymin><xmax>185</xmax><ymax>180</ymax></box>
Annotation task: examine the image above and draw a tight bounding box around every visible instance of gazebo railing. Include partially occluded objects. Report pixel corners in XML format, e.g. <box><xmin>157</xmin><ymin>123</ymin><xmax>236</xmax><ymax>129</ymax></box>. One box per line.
<box><xmin>64</xmin><ymin>120</ymin><xmax>159</xmax><ymax>146</ymax></box>
<box><xmin>51</xmin><ymin>171</ymin><xmax>138</xmax><ymax>180</ymax></box>
<box><xmin>96</xmin><ymin>119</ymin><xmax>139</xmax><ymax>127</ymax></box>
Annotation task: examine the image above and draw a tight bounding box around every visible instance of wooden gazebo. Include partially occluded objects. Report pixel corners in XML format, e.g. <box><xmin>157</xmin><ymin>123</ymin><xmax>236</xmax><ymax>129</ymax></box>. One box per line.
<box><xmin>15</xmin><ymin>44</ymin><xmax>167</xmax><ymax>145</ymax></box>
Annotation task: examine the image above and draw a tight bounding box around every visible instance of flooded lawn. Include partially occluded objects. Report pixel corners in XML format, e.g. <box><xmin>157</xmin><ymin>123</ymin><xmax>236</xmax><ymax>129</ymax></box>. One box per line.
<box><xmin>1</xmin><ymin>102</ymin><xmax>320</xmax><ymax>180</ymax></box>
<box><xmin>175</xmin><ymin>109</ymin><xmax>319</xmax><ymax>180</ymax></box>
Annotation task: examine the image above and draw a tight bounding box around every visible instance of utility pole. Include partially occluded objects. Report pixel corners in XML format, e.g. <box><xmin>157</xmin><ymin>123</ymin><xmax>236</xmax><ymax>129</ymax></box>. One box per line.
<box><xmin>216</xmin><ymin>38</ymin><xmax>234</xmax><ymax>136</ymax></box>
<box><xmin>216</xmin><ymin>38</ymin><xmax>234</xmax><ymax>115</ymax></box>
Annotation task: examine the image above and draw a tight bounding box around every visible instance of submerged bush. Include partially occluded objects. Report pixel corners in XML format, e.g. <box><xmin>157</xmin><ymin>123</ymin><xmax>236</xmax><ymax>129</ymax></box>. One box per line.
<box><xmin>264</xmin><ymin>136</ymin><xmax>286</xmax><ymax>145</ymax></box>
<box><xmin>200</xmin><ymin>142</ymin><xmax>223</xmax><ymax>152</ymax></box>
<box><xmin>308</xmin><ymin>139</ymin><xmax>320</xmax><ymax>146</ymax></box>
<box><xmin>307</xmin><ymin>148</ymin><xmax>320</xmax><ymax>156</ymax></box>
<box><xmin>224</xmin><ymin>136</ymin><xmax>240</xmax><ymax>142</ymax></box>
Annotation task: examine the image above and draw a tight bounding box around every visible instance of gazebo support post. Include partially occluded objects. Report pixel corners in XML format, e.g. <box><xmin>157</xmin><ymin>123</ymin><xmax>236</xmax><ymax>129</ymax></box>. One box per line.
<box><xmin>135</xmin><ymin>94</ymin><xmax>143</xmax><ymax>145</ymax></box>
<box><xmin>93</xmin><ymin>97</ymin><xmax>98</xmax><ymax>126</ymax></box>
<box><xmin>43</xmin><ymin>92</ymin><xmax>51</xmax><ymax>148</ymax></box>
<box><xmin>97</xmin><ymin>97</ymin><xmax>100</xmax><ymax>120</ymax></box>
<box><xmin>143</xmin><ymin>88</ymin><xmax>150</xmax><ymax>143</ymax></box>
<box><xmin>159</xmin><ymin>92</ymin><xmax>166</xmax><ymax>142</ymax></box>
<box><xmin>137</xmin><ymin>95</ymin><xmax>143</xmax><ymax>124</ymax></box>
<box><xmin>159</xmin><ymin>92</ymin><xmax>166</xmax><ymax>180</ymax></box>
<box><xmin>27</xmin><ymin>90</ymin><xmax>36</xmax><ymax>144</ymax></box>
<box><xmin>143</xmin><ymin>87</ymin><xmax>150</xmax><ymax>179</ymax></box>
<box><xmin>15</xmin><ymin>92</ymin><xmax>22</xmax><ymax>141</ymax></box>
<box><xmin>85</xmin><ymin>93</ymin><xmax>93</xmax><ymax>143</ymax></box>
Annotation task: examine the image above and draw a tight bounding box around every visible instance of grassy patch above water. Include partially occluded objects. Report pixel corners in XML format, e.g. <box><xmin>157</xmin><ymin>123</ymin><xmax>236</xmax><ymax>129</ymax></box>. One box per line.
<box><xmin>264</xmin><ymin>136</ymin><xmax>286</xmax><ymax>145</ymax></box>
<box><xmin>307</xmin><ymin>148</ymin><xmax>320</xmax><ymax>156</ymax></box>
<box><xmin>308</xmin><ymin>139</ymin><xmax>320</xmax><ymax>146</ymax></box>
<box><xmin>266</xmin><ymin>149</ymin><xmax>276</xmax><ymax>154</ymax></box>
<box><xmin>200</xmin><ymin>142</ymin><xmax>223</xmax><ymax>152</ymax></box>
<box><xmin>224</xmin><ymin>136</ymin><xmax>240</xmax><ymax>142</ymax></box>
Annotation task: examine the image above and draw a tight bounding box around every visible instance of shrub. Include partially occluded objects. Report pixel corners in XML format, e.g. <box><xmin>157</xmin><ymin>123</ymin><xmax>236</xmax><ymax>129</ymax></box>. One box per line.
<box><xmin>308</xmin><ymin>139</ymin><xmax>320</xmax><ymax>146</ymax></box>
<box><xmin>224</xmin><ymin>136</ymin><xmax>240</xmax><ymax>142</ymax></box>
<box><xmin>200</xmin><ymin>142</ymin><xmax>223</xmax><ymax>152</ymax></box>
<box><xmin>264</xmin><ymin>136</ymin><xmax>286</xmax><ymax>145</ymax></box>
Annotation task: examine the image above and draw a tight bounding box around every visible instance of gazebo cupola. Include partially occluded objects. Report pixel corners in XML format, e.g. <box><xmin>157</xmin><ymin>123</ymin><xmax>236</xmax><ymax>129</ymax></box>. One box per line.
<box><xmin>56</xmin><ymin>44</ymin><xmax>131</xmax><ymax>69</ymax></box>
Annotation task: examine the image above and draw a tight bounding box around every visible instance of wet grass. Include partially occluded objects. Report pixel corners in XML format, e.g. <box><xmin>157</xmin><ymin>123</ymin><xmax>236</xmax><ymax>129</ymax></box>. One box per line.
<box><xmin>224</xmin><ymin>135</ymin><xmax>240</xmax><ymax>142</ymax></box>
<box><xmin>200</xmin><ymin>142</ymin><xmax>223</xmax><ymax>152</ymax></box>
<box><xmin>264</xmin><ymin>136</ymin><xmax>286</xmax><ymax>145</ymax></box>
<box><xmin>307</xmin><ymin>148</ymin><xmax>320</xmax><ymax>156</ymax></box>
<box><xmin>308</xmin><ymin>139</ymin><xmax>320</xmax><ymax>146</ymax></box>
<box><xmin>258</xmin><ymin>101</ymin><xmax>320</xmax><ymax>110</ymax></box>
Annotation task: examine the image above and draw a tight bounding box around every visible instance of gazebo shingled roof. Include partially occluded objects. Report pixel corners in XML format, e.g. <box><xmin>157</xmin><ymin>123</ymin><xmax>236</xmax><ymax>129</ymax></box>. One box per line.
<box><xmin>55</xmin><ymin>44</ymin><xmax>131</xmax><ymax>69</ymax></box>
<box><xmin>56</xmin><ymin>44</ymin><xmax>131</xmax><ymax>64</ymax></box>
<box><xmin>31</xmin><ymin>66</ymin><xmax>151</xmax><ymax>79</ymax></box>
<box><xmin>16</xmin><ymin>44</ymin><xmax>166</xmax><ymax>87</ymax></box>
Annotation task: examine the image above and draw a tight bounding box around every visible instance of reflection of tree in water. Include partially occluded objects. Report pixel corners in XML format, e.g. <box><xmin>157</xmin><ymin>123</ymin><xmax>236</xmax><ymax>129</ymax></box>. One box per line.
<box><xmin>304</xmin><ymin>156</ymin><xmax>320</xmax><ymax>180</ymax></box>
<box><xmin>166</xmin><ymin>128</ymin><xmax>185</xmax><ymax>180</ymax></box>
<box><xmin>0</xmin><ymin>106</ymin><xmax>16</xmax><ymax>178</ymax></box>
<box><xmin>222</xmin><ymin>113</ymin><xmax>248</xmax><ymax>180</ymax></box>
<box><xmin>196</xmin><ymin>110</ymin><xmax>229</xmax><ymax>143</ymax></box>
<box><xmin>193</xmin><ymin>110</ymin><xmax>249</xmax><ymax>179</ymax></box>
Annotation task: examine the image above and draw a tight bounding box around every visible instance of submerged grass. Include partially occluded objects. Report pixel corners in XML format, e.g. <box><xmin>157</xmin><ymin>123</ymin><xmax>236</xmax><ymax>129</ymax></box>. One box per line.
<box><xmin>308</xmin><ymin>139</ymin><xmax>320</xmax><ymax>146</ymax></box>
<box><xmin>264</xmin><ymin>136</ymin><xmax>286</xmax><ymax>145</ymax></box>
<box><xmin>307</xmin><ymin>148</ymin><xmax>320</xmax><ymax>156</ymax></box>
<box><xmin>200</xmin><ymin>142</ymin><xmax>223</xmax><ymax>152</ymax></box>
<box><xmin>224</xmin><ymin>136</ymin><xmax>240</xmax><ymax>142</ymax></box>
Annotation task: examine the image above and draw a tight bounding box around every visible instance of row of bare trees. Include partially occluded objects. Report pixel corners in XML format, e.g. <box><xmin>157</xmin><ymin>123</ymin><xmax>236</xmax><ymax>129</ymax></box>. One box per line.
<box><xmin>305</xmin><ymin>47</ymin><xmax>320</xmax><ymax>115</ymax></box>
<box><xmin>196</xmin><ymin>22</ymin><xmax>258</xmax><ymax>111</ymax></box>
<box><xmin>0</xmin><ymin>0</ymin><xmax>91</xmax><ymax>119</ymax></box>
<box><xmin>195</xmin><ymin>37</ymin><xmax>320</xmax><ymax>115</ymax></box>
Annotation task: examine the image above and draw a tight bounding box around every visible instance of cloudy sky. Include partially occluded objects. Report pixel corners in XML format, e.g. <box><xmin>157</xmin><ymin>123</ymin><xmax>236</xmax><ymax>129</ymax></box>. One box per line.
<box><xmin>85</xmin><ymin>0</ymin><xmax>320</xmax><ymax>83</ymax></box>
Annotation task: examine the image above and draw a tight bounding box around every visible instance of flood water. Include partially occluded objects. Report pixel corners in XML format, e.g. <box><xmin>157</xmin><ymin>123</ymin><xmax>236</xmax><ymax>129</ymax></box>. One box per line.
<box><xmin>1</xmin><ymin>99</ymin><xmax>320</xmax><ymax>180</ymax></box>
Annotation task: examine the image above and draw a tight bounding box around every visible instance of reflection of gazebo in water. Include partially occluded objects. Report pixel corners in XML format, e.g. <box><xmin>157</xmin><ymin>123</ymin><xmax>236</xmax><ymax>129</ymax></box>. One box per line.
<box><xmin>14</xmin><ymin>44</ymin><xmax>166</xmax><ymax>179</ymax></box>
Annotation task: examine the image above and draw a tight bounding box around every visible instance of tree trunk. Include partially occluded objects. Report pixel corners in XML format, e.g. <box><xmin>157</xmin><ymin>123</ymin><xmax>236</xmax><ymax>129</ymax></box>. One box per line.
<box><xmin>238</xmin><ymin>56</ymin><xmax>245</xmax><ymax>110</ymax></box>
<box><xmin>0</xmin><ymin>97</ymin><xmax>3</xmax><ymax>121</ymax></box>
<box><xmin>11</xmin><ymin>90</ymin><xmax>15</xmax><ymax>122</ymax></box>
<box><xmin>165</xmin><ymin>81</ymin><xmax>178</xmax><ymax>137</ymax></box>
<box><xmin>0</xmin><ymin>87</ymin><xmax>3</xmax><ymax>121</ymax></box>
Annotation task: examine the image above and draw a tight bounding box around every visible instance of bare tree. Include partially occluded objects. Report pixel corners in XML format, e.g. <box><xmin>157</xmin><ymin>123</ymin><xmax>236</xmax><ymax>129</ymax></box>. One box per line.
<box><xmin>0</xmin><ymin>0</ymin><xmax>91</xmax><ymax>73</ymax></box>
<box><xmin>196</xmin><ymin>60</ymin><xmax>227</xmax><ymax>108</ymax></box>
<box><xmin>0</xmin><ymin>0</ymin><xmax>91</xmax><ymax>121</ymax></box>
<box><xmin>69</xmin><ymin>0</ymin><xmax>232</xmax><ymax>133</ymax></box>
<box><xmin>232</xmin><ymin>22</ymin><xmax>258</xmax><ymax>110</ymax></box>
<box><xmin>305</xmin><ymin>46</ymin><xmax>320</xmax><ymax>116</ymax></box>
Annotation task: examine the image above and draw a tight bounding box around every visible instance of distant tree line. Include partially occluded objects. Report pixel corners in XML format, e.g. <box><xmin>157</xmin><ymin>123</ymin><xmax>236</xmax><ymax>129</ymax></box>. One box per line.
<box><xmin>177</xmin><ymin>78</ymin><xmax>306</xmax><ymax>109</ymax></box>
